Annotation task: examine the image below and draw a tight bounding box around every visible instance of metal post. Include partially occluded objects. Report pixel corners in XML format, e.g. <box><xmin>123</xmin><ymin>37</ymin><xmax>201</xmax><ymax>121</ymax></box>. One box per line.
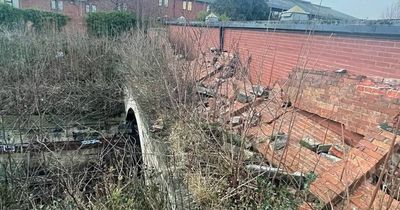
<box><xmin>219</xmin><ymin>26</ymin><xmax>224</xmax><ymax>51</ymax></box>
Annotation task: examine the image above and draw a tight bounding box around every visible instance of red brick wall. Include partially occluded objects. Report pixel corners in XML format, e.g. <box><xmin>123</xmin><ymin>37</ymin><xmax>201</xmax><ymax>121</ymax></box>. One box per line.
<box><xmin>20</xmin><ymin>0</ymin><xmax>50</xmax><ymax>10</ymax></box>
<box><xmin>224</xmin><ymin>29</ymin><xmax>400</xmax><ymax>85</ymax></box>
<box><xmin>287</xmin><ymin>70</ymin><xmax>400</xmax><ymax>137</ymax></box>
<box><xmin>168</xmin><ymin>26</ymin><xmax>400</xmax><ymax>85</ymax></box>
<box><xmin>20</xmin><ymin>0</ymin><xmax>95</xmax><ymax>33</ymax></box>
<box><xmin>62</xmin><ymin>2</ymin><xmax>86</xmax><ymax>33</ymax></box>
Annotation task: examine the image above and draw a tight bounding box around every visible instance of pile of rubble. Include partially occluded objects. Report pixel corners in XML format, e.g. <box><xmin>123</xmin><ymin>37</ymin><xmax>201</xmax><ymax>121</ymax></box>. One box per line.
<box><xmin>194</xmin><ymin>48</ymin><xmax>269</xmax><ymax>127</ymax></box>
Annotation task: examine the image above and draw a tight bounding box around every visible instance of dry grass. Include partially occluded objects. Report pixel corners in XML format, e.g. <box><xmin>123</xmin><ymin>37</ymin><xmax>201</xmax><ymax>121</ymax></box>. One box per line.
<box><xmin>0</xmin><ymin>26</ymin><xmax>317</xmax><ymax>210</ymax></box>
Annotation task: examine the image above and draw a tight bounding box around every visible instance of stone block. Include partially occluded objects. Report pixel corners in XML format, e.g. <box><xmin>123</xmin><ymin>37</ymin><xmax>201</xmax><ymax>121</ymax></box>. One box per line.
<box><xmin>195</xmin><ymin>86</ymin><xmax>216</xmax><ymax>97</ymax></box>
<box><xmin>214</xmin><ymin>62</ymin><xmax>224</xmax><ymax>70</ymax></box>
<box><xmin>245</xmin><ymin>165</ymin><xmax>305</xmax><ymax>188</ymax></box>
<box><xmin>236</xmin><ymin>91</ymin><xmax>254</xmax><ymax>103</ymax></box>
<box><xmin>269</xmin><ymin>133</ymin><xmax>288</xmax><ymax>151</ymax></box>
<box><xmin>320</xmin><ymin>153</ymin><xmax>341</xmax><ymax>162</ymax></box>
<box><xmin>300</xmin><ymin>137</ymin><xmax>319</xmax><ymax>152</ymax></box>
<box><xmin>251</xmin><ymin>85</ymin><xmax>269</xmax><ymax>97</ymax></box>
<box><xmin>317</xmin><ymin>144</ymin><xmax>332</xmax><ymax>154</ymax></box>
<box><xmin>220</xmin><ymin>66</ymin><xmax>235</xmax><ymax>79</ymax></box>
<box><xmin>231</xmin><ymin>116</ymin><xmax>242</xmax><ymax>126</ymax></box>
<box><xmin>250</xmin><ymin>112</ymin><xmax>261</xmax><ymax>126</ymax></box>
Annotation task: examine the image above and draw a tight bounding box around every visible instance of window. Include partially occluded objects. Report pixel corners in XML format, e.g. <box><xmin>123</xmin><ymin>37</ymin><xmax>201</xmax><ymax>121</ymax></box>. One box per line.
<box><xmin>182</xmin><ymin>1</ymin><xmax>187</xmax><ymax>10</ymax></box>
<box><xmin>51</xmin><ymin>0</ymin><xmax>63</xmax><ymax>11</ymax></box>
<box><xmin>58</xmin><ymin>0</ymin><xmax>63</xmax><ymax>10</ymax></box>
<box><xmin>159</xmin><ymin>0</ymin><xmax>168</xmax><ymax>7</ymax></box>
<box><xmin>116</xmin><ymin>3</ymin><xmax>128</xmax><ymax>11</ymax></box>
<box><xmin>86</xmin><ymin>4</ymin><xmax>96</xmax><ymax>13</ymax></box>
<box><xmin>187</xmin><ymin>1</ymin><xmax>192</xmax><ymax>11</ymax></box>
<box><xmin>4</xmin><ymin>0</ymin><xmax>19</xmax><ymax>8</ymax></box>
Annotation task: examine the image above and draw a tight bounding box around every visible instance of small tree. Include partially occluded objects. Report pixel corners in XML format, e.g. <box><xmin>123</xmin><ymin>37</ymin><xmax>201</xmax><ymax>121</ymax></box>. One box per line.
<box><xmin>383</xmin><ymin>0</ymin><xmax>400</xmax><ymax>19</ymax></box>
<box><xmin>211</xmin><ymin>0</ymin><xmax>269</xmax><ymax>21</ymax></box>
<box><xmin>196</xmin><ymin>11</ymin><xmax>210</xmax><ymax>21</ymax></box>
<box><xmin>86</xmin><ymin>11</ymin><xmax>136</xmax><ymax>37</ymax></box>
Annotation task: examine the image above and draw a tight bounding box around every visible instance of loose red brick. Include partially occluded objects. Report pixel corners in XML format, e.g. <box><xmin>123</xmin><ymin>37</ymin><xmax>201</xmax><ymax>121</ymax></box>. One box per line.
<box><xmin>371</xmin><ymin>139</ymin><xmax>390</xmax><ymax>151</ymax></box>
<box><xmin>357</xmin><ymin>139</ymin><xmax>378</xmax><ymax>151</ymax></box>
<box><xmin>387</xmin><ymin>90</ymin><xmax>400</xmax><ymax>99</ymax></box>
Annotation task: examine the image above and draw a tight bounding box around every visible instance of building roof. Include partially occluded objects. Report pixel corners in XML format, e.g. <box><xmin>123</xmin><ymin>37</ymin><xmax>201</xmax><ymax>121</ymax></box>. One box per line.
<box><xmin>196</xmin><ymin>0</ymin><xmax>215</xmax><ymax>4</ymax></box>
<box><xmin>268</xmin><ymin>0</ymin><xmax>357</xmax><ymax>20</ymax></box>
<box><xmin>285</xmin><ymin>5</ymin><xmax>308</xmax><ymax>14</ymax></box>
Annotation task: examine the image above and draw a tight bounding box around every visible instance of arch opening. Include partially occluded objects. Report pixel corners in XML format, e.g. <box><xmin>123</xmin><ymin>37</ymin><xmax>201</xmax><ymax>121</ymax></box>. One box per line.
<box><xmin>126</xmin><ymin>108</ymin><xmax>143</xmax><ymax>178</ymax></box>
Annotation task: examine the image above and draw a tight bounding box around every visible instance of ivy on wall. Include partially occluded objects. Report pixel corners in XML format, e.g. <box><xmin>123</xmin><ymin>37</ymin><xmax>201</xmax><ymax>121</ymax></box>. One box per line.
<box><xmin>0</xmin><ymin>4</ymin><xmax>68</xmax><ymax>31</ymax></box>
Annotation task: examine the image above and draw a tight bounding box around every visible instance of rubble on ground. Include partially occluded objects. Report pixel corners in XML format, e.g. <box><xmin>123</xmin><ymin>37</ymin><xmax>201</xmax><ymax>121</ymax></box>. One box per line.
<box><xmin>269</xmin><ymin>132</ymin><xmax>288</xmax><ymax>151</ymax></box>
<box><xmin>187</xmin><ymin>46</ymin><xmax>400</xmax><ymax>209</ymax></box>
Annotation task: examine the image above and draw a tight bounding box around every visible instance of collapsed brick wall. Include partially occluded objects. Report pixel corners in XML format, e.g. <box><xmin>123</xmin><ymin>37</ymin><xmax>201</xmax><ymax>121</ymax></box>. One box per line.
<box><xmin>168</xmin><ymin>25</ymin><xmax>400</xmax><ymax>84</ymax></box>
<box><xmin>287</xmin><ymin>70</ymin><xmax>400</xmax><ymax>137</ymax></box>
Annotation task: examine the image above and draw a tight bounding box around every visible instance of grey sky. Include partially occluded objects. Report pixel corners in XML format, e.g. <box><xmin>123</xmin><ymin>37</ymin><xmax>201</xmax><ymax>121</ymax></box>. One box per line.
<box><xmin>308</xmin><ymin>0</ymin><xmax>398</xmax><ymax>19</ymax></box>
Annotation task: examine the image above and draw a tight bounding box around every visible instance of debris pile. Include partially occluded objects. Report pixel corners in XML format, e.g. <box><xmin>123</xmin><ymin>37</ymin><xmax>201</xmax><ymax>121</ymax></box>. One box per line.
<box><xmin>195</xmin><ymin>48</ymin><xmax>269</xmax><ymax>127</ymax></box>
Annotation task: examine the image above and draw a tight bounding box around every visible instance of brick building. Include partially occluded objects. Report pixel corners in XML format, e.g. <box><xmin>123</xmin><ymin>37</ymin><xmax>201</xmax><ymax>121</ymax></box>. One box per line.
<box><xmin>18</xmin><ymin>0</ymin><xmax>116</xmax><ymax>32</ymax></box>
<box><xmin>5</xmin><ymin>0</ymin><xmax>212</xmax><ymax>32</ymax></box>
<box><xmin>158</xmin><ymin>0</ymin><xmax>212</xmax><ymax>20</ymax></box>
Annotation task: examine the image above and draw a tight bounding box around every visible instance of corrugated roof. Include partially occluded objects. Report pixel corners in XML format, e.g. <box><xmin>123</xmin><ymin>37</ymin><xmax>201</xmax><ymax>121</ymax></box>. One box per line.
<box><xmin>268</xmin><ymin>0</ymin><xmax>357</xmax><ymax>20</ymax></box>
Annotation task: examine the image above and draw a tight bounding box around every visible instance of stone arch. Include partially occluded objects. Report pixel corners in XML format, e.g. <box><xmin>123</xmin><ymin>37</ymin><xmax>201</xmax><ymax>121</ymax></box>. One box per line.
<box><xmin>125</xmin><ymin>107</ymin><xmax>143</xmax><ymax>177</ymax></box>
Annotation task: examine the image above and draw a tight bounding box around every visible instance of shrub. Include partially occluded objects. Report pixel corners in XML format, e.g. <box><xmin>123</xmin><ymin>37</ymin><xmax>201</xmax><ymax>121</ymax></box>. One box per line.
<box><xmin>196</xmin><ymin>11</ymin><xmax>210</xmax><ymax>21</ymax></box>
<box><xmin>211</xmin><ymin>0</ymin><xmax>269</xmax><ymax>21</ymax></box>
<box><xmin>0</xmin><ymin>4</ymin><xmax>68</xmax><ymax>31</ymax></box>
<box><xmin>219</xmin><ymin>14</ymin><xmax>230</xmax><ymax>22</ymax></box>
<box><xmin>86</xmin><ymin>11</ymin><xmax>136</xmax><ymax>37</ymax></box>
<box><xmin>0</xmin><ymin>4</ymin><xmax>23</xmax><ymax>28</ymax></box>
<box><xmin>23</xmin><ymin>9</ymin><xmax>68</xmax><ymax>31</ymax></box>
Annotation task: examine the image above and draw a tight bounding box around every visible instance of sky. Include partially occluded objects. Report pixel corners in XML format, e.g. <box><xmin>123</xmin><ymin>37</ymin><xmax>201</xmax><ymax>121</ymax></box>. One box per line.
<box><xmin>308</xmin><ymin>0</ymin><xmax>398</xmax><ymax>19</ymax></box>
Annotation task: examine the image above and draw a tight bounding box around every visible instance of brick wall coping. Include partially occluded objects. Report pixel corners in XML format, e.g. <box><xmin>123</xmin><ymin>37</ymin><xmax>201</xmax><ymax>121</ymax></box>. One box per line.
<box><xmin>289</xmin><ymin>70</ymin><xmax>400</xmax><ymax>89</ymax></box>
<box><xmin>166</xmin><ymin>20</ymin><xmax>400</xmax><ymax>38</ymax></box>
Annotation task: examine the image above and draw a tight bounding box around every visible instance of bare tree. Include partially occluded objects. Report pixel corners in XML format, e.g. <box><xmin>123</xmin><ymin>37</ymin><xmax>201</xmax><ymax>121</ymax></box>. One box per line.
<box><xmin>383</xmin><ymin>0</ymin><xmax>400</xmax><ymax>19</ymax></box>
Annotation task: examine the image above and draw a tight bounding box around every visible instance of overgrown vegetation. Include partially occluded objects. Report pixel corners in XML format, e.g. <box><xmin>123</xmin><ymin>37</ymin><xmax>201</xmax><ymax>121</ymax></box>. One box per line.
<box><xmin>86</xmin><ymin>11</ymin><xmax>136</xmax><ymax>37</ymax></box>
<box><xmin>0</xmin><ymin>24</ymin><xmax>314</xmax><ymax>210</ymax></box>
<box><xmin>0</xmin><ymin>31</ymin><xmax>124</xmax><ymax>122</ymax></box>
<box><xmin>196</xmin><ymin>11</ymin><xmax>211</xmax><ymax>21</ymax></box>
<box><xmin>0</xmin><ymin>4</ymin><xmax>68</xmax><ymax>31</ymax></box>
<box><xmin>0</xmin><ymin>29</ymin><xmax>167</xmax><ymax>209</ymax></box>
